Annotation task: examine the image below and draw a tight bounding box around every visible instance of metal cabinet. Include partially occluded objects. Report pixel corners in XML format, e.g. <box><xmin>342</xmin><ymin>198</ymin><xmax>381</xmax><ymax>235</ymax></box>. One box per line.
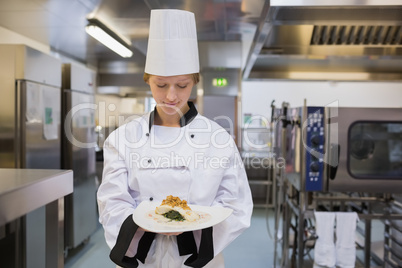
<box><xmin>241</xmin><ymin>125</ymin><xmax>274</xmax><ymax>208</ymax></box>
<box><xmin>242</xmin><ymin>151</ymin><xmax>274</xmax><ymax>208</ymax></box>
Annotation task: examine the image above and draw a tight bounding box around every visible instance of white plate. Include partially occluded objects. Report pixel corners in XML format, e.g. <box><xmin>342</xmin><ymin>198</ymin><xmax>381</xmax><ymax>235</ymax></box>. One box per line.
<box><xmin>132</xmin><ymin>201</ymin><xmax>233</xmax><ymax>233</ymax></box>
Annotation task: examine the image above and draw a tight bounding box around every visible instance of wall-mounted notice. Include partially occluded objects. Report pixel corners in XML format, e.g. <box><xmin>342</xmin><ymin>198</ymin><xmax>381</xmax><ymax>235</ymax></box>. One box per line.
<box><xmin>41</xmin><ymin>85</ymin><xmax>60</xmax><ymax>140</ymax></box>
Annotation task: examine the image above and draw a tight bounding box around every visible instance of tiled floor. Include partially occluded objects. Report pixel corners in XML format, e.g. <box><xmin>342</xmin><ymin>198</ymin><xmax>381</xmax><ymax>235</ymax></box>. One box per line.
<box><xmin>65</xmin><ymin>208</ymin><xmax>274</xmax><ymax>268</ymax></box>
<box><xmin>64</xmin><ymin>222</ymin><xmax>115</xmax><ymax>268</ymax></box>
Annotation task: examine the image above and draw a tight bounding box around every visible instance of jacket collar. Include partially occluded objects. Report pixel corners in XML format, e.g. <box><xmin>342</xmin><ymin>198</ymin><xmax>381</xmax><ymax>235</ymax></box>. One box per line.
<box><xmin>148</xmin><ymin>102</ymin><xmax>198</xmax><ymax>132</ymax></box>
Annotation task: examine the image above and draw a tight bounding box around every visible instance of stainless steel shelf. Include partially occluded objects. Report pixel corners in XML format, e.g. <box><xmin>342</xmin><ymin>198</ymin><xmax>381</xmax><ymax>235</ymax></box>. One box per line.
<box><xmin>253</xmin><ymin>197</ymin><xmax>274</xmax><ymax>209</ymax></box>
<box><xmin>241</xmin><ymin>127</ymin><xmax>271</xmax><ymax>130</ymax></box>
<box><xmin>249</xmin><ymin>180</ymin><xmax>272</xmax><ymax>185</ymax></box>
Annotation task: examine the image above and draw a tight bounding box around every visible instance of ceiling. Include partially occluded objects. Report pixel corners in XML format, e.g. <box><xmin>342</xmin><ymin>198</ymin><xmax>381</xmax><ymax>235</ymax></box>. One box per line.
<box><xmin>0</xmin><ymin>0</ymin><xmax>402</xmax><ymax>95</ymax></box>
<box><xmin>244</xmin><ymin>0</ymin><xmax>402</xmax><ymax>80</ymax></box>
<box><xmin>0</xmin><ymin>0</ymin><xmax>262</xmax><ymax>62</ymax></box>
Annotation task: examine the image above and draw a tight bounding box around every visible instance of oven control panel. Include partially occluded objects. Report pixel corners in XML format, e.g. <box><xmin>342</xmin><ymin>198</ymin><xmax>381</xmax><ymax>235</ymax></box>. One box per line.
<box><xmin>305</xmin><ymin>107</ymin><xmax>324</xmax><ymax>191</ymax></box>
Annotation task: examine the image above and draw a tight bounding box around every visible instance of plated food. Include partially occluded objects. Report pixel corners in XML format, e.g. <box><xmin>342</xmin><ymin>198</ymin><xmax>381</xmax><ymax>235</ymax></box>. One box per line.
<box><xmin>132</xmin><ymin>198</ymin><xmax>233</xmax><ymax>233</ymax></box>
<box><xmin>155</xmin><ymin>195</ymin><xmax>200</xmax><ymax>222</ymax></box>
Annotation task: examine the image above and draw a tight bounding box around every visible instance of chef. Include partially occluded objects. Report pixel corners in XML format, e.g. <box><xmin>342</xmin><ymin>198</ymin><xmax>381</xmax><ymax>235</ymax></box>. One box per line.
<box><xmin>97</xmin><ymin>9</ymin><xmax>253</xmax><ymax>268</ymax></box>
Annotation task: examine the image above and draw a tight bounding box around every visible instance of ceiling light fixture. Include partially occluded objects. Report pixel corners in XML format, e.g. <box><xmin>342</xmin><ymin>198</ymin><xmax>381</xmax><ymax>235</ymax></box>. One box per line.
<box><xmin>85</xmin><ymin>17</ymin><xmax>133</xmax><ymax>58</ymax></box>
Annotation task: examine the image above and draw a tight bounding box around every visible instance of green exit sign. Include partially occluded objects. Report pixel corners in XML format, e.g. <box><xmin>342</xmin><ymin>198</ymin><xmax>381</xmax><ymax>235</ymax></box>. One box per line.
<box><xmin>212</xmin><ymin>78</ymin><xmax>228</xmax><ymax>87</ymax></box>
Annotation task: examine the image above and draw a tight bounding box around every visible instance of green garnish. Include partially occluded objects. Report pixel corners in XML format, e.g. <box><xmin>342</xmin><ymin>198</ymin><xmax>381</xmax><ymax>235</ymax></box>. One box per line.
<box><xmin>163</xmin><ymin>210</ymin><xmax>185</xmax><ymax>221</ymax></box>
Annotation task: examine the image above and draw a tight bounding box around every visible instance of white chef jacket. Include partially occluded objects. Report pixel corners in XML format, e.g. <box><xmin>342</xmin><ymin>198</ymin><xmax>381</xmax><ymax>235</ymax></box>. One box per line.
<box><xmin>97</xmin><ymin>103</ymin><xmax>253</xmax><ymax>268</ymax></box>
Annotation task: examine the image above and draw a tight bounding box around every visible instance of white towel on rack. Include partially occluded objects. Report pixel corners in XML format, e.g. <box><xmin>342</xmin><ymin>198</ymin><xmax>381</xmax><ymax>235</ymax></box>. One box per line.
<box><xmin>335</xmin><ymin>212</ymin><xmax>359</xmax><ymax>268</ymax></box>
<box><xmin>314</xmin><ymin>211</ymin><xmax>336</xmax><ymax>267</ymax></box>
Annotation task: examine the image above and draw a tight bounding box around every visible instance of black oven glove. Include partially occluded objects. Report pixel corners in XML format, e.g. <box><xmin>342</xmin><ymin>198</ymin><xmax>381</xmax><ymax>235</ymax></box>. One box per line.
<box><xmin>179</xmin><ymin>227</ymin><xmax>214</xmax><ymax>268</ymax></box>
<box><xmin>109</xmin><ymin>215</ymin><xmax>155</xmax><ymax>268</ymax></box>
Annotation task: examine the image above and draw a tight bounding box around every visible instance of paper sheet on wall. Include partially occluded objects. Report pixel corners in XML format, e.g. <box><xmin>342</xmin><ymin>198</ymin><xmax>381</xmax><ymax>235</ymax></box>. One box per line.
<box><xmin>41</xmin><ymin>86</ymin><xmax>60</xmax><ymax>140</ymax></box>
<box><xmin>26</xmin><ymin>82</ymin><xmax>42</xmax><ymax>123</ymax></box>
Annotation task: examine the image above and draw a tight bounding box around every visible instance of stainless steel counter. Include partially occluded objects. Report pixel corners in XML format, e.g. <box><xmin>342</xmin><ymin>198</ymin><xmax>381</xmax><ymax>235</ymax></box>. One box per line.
<box><xmin>0</xmin><ymin>168</ymin><xmax>73</xmax><ymax>225</ymax></box>
<box><xmin>0</xmin><ymin>168</ymin><xmax>73</xmax><ymax>268</ymax></box>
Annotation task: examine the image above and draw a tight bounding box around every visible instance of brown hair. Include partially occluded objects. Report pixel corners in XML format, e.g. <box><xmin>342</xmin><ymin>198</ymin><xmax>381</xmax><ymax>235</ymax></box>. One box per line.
<box><xmin>143</xmin><ymin>73</ymin><xmax>200</xmax><ymax>84</ymax></box>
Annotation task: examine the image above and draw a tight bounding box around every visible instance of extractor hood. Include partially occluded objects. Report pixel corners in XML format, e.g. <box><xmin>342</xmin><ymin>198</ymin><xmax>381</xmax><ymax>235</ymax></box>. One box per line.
<box><xmin>243</xmin><ymin>0</ymin><xmax>402</xmax><ymax>81</ymax></box>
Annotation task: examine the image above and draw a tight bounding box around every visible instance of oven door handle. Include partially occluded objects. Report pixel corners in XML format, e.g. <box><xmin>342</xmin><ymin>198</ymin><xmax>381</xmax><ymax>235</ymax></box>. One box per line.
<box><xmin>327</xmin><ymin>143</ymin><xmax>340</xmax><ymax>180</ymax></box>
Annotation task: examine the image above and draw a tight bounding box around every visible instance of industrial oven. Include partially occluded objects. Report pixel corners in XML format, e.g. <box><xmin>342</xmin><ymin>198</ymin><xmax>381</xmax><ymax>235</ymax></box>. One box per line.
<box><xmin>274</xmin><ymin>104</ymin><xmax>402</xmax><ymax>193</ymax></box>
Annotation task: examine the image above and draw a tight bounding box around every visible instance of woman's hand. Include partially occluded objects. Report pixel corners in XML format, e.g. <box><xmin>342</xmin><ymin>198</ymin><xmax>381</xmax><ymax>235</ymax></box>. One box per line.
<box><xmin>160</xmin><ymin>232</ymin><xmax>183</xmax><ymax>236</ymax></box>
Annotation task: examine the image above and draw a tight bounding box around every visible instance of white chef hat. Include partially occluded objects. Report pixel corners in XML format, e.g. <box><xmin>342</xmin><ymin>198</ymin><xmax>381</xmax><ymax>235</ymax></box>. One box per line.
<box><xmin>145</xmin><ymin>9</ymin><xmax>199</xmax><ymax>76</ymax></box>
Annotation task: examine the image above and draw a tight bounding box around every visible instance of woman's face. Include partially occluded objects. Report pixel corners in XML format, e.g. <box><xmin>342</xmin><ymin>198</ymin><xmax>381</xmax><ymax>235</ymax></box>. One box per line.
<box><xmin>148</xmin><ymin>74</ymin><xmax>194</xmax><ymax>116</ymax></box>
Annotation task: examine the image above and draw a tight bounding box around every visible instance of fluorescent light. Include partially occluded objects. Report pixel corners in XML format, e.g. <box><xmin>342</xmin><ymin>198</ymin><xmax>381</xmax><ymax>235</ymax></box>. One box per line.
<box><xmin>288</xmin><ymin>71</ymin><xmax>370</xmax><ymax>80</ymax></box>
<box><xmin>85</xmin><ymin>18</ymin><xmax>133</xmax><ymax>58</ymax></box>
